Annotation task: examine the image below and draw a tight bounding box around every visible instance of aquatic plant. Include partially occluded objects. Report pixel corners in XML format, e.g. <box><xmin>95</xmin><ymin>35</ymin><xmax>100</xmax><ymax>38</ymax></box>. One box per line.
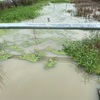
<box><xmin>21</xmin><ymin>39</ymin><xmax>47</xmax><ymax>47</ymax></box>
<box><xmin>10</xmin><ymin>45</ymin><xmax>23</xmax><ymax>52</ymax></box>
<box><xmin>19</xmin><ymin>54</ymin><xmax>39</xmax><ymax>62</ymax></box>
<box><xmin>19</xmin><ymin>50</ymin><xmax>45</xmax><ymax>62</ymax></box>
<box><xmin>45</xmin><ymin>47</ymin><xmax>66</xmax><ymax>55</ymax></box>
<box><xmin>44</xmin><ymin>58</ymin><xmax>57</xmax><ymax>70</ymax></box>
<box><xmin>0</xmin><ymin>40</ymin><xmax>8</xmax><ymax>53</ymax></box>
<box><xmin>0</xmin><ymin>53</ymin><xmax>12</xmax><ymax>60</ymax></box>
<box><xmin>34</xmin><ymin>49</ymin><xmax>45</xmax><ymax>60</ymax></box>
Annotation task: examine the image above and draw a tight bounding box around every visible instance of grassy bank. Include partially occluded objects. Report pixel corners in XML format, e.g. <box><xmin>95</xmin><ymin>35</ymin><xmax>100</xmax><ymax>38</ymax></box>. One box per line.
<box><xmin>63</xmin><ymin>33</ymin><xmax>100</xmax><ymax>75</ymax></box>
<box><xmin>0</xmin><ymin>0</ymin><xmax>70</xmax><ymax>22</ymax></box>
<box><xmin>0</xmin><ymin>1</ymin><xmax>47</xmax><ymax>22</ymax></box>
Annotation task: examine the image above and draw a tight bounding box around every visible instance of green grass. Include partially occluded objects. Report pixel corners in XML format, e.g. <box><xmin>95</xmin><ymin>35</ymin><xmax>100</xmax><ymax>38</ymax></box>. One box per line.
<box><xmin>19</xmin><ymin>54</ymin><xmax>39</xmax><ymax>62</ymax></box>
<box><xmin>63</xmin><ymin>34</ymin><xmax>100</xmax><ymax>75</ymax></box>
<box><xmin>0</xmin><ymin>0</ymin><xmax>70</xmax><ymax>22</ymax></box>
<box><xmin>0</xmin><ymin>2</ymin><xmax>46</xmax><ymax>22</ymax></box>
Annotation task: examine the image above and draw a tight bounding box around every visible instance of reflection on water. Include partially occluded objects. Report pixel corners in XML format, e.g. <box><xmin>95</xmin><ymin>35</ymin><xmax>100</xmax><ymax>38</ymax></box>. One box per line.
<box><xmin>0</xmin><ymin>58</ymin><xmax>99</xmax><ymax>100</ymax></box>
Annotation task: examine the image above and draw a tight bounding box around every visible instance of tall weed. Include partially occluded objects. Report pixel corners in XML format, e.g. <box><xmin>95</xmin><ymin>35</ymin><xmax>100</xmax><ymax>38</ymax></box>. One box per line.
<box><xmin>63</xmin><ymin>33</ymin><xmax>100</xmax><ymax>74</ymax></box>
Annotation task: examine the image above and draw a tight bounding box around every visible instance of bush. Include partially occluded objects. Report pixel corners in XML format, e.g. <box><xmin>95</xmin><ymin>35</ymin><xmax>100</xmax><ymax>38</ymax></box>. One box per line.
<box><xmin>63</xmin><ymin>33</ymin><xmax>100</xmax><ymax>74</ymax></box>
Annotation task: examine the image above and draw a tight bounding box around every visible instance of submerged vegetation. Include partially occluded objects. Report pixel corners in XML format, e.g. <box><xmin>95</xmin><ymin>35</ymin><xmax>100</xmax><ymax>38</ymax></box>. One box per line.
<box><xmin>63</xmin><ymin>33</ymin><xmax>100</xmax><ymax>75</ymax></box>
<box><xmin>45</xmin><ymin>46</ymin><xmax>66</xmax><ymax>55</ymax></box>
<box><xmin>0</xmin><ymin>53</ymin><xmax>12</xmax><ymax>60</ymax></box>
<box><xmin>19</xmin><ymin>50</ymin><xmax>45</xmax><ymax>62</ymax></box>
<box><xmin>10</xmin><ymin>45</ymin><xmax>23</xmax><ymax>52</ymax></box>
<box><xmin>44</xmin><ymin>58</ymin><xmax>57</xmax><ymax>70</ymax></box>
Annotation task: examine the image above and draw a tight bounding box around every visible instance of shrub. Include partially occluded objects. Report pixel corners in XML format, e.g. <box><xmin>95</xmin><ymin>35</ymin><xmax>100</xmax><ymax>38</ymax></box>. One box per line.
<box><xmin>63</xmin><ymin>33</ymin><xmax>100</xmax><ymax>74</ymax></box>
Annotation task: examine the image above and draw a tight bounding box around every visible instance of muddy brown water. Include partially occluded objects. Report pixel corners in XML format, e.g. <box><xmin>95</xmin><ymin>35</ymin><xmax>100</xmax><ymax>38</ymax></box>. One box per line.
<box><xmin>0</xmin><ymin>58</ymin><xmax>99</xmax><ymax>100</ymax></box>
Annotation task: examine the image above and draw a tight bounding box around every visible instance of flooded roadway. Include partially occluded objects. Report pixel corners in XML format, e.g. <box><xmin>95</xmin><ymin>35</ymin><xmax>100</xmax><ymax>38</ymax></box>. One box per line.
<box><xmin>0</xmin><ymin>3</ymin><xmax>99</xmax><ymax>100</ymax></box>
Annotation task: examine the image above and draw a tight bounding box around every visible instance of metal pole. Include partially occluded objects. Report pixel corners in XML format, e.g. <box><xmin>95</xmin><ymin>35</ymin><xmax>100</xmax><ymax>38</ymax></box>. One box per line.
<box><xmin>0</xmin><ymin>23</ymin><xmax>100</xmax><ymax>30</ymax></box>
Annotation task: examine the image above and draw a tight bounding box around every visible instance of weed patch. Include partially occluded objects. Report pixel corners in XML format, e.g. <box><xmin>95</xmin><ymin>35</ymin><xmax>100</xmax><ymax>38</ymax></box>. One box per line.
<box><xmin>0</xmin><ymin>3</ymin><xmax>43</xmax><ymax>22</ymax></box>
<box><xmin>10</xmin><ymin>45</ymin><xmax>23</xmax><ymax>52</ymax></box>
<box><xmin>19</xmin><ymin>50</ymin><xmax>45</xmax><ymax>62</ymax></box>
<box><xmin>44</xmin><ymin>58</ymin><xmax>57</xmax><ymax>70</ymax></box>
<box><xmin>63</xmin><ymin>34</ymin><xmax>100</xmax><ymax>74</ymax></box>
<box><xmin>0</xmin><ymin>54</ymin><xmax>12</xmax><ymax>60</ymax></box>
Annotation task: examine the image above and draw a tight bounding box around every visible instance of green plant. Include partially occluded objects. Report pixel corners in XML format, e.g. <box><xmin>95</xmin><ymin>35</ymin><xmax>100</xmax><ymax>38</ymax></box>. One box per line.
<box><xmin>19</xmin><ymin>54</ymin><xmax>38</xmax><ymax>62</ymax></box>
<box><xmin>0</xmin><ymin>53</ymin><xmax>12</xmax><ymax>60</ymax></box>
<box><xmin>63</xmin><ymin>34</ymin><xmax>100</xmax><ymax>74</ymax></box>
<box><xmin>10</xmin><ymin>45</ymin><xmax>23</xmax><ymax>52</ymax></box>
<box><xmin>34</xmin><ymin>49</ymin><xmax>45</xmax><ymax>60</ymax></box>
<box><xmin>19</xmin><ymin>50</ymin><xmax>45</xmax><ymax>62</ymax></box>
<box><xmin>45</xmin><ymin>47</ymin><xmax>66</xmax><ymax>55</ymax></box>
<box><xmin>44</xmin><ymin>58</ymin><xmax>57</xmax><ymax>70</ymax></box>
<box><xmin>0</xmin><ymin>2</ymin><xmax>42</xmax><ymax>22</ymax></box>
<box><xmin>0</xmin><ymin>0</ymin><xmax>71</xmax><ymax>22</ymax></box>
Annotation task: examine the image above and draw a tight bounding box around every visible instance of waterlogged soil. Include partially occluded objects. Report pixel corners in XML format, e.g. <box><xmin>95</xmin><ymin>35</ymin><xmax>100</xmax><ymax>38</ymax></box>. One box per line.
<box><xmin>0</xmin><ymin>3</ymin><xmax>100</xmax><ymax>100</ymax></box>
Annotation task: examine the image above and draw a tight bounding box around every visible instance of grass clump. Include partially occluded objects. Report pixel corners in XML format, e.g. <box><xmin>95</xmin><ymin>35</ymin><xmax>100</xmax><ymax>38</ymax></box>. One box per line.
<box><xmin>0</xmin><ymin>54</ymin><xmax>12</xmax><ymax>60</ymax></box>
<box><xmin>0</xmin><ymin>3</ymin><xmax>43</xmax><ymax>22</ymax></box>
<box><xmin>19</xmin><ymin>50</ymin><xmax>45</xmax><ymax>62</ymax></box>
<box><xmin>44</xmin><ymin>58</ymin><xmax>57</xmax><ymax>70</ymax></box>
<box><xmin>0</xmin><ymin>0</ymin><xmax>70</xmax><ymax>22</ymax></box>
<box><xmin>19</xmin><ymin>54</ymin><xmax>39</xmax><ymax>62</ymax></box>
<box><xmin>63</xmin><ymin>34</ymin><xmax>100</xmax><ymax>75</ymax></box>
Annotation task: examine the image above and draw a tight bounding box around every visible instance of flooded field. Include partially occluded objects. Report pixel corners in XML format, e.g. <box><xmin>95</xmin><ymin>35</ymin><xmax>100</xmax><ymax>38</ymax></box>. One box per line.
<box><xmin>0</xmin><ymin>3</ymin><xmax>100</xmax><ymax>100</ymax></box>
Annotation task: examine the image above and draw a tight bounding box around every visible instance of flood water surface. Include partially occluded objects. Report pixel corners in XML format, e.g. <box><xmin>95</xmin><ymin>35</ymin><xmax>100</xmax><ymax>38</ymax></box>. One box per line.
<box><xmin>0</xmin><ymin>58</ymin><xmax>99</xmax><ymax>100</ymax></box>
